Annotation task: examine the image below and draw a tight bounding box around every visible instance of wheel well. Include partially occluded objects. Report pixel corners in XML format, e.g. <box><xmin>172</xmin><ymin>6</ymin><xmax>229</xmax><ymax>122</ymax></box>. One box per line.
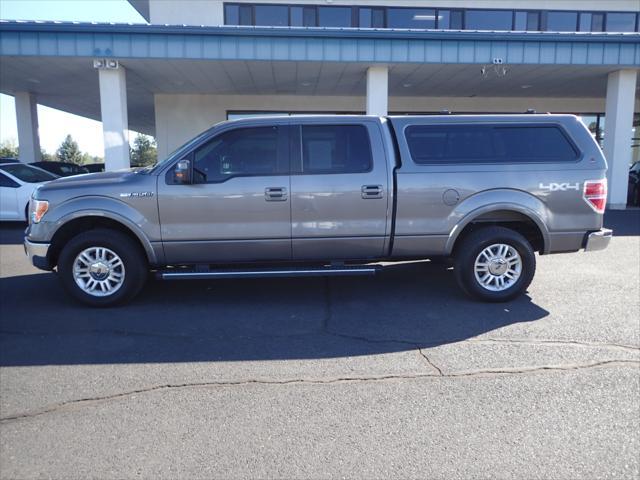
<box><xmin>453</xmin><ymin>210</ymin><xmax>545</xmax><ymax>254</ymax></box>
<box><xmin>48</xmin><ymin>216</ymin><xmax>147</xmax><ymax>267</ymax></box>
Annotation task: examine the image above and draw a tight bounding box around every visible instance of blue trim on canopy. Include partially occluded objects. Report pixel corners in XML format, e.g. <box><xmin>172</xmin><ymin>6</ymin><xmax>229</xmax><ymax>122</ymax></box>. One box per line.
<box><xmin>1</xmin><ymin>20</ymin><xmax>639</xmax><ymax>66</ymax></box>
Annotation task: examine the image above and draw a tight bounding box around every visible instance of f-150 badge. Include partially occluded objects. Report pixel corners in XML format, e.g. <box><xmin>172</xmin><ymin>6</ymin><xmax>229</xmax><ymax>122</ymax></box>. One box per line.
<box><xmin>119</xmin><ymin>192</ymin><xmax>154</xmax><ymax>198</ymax></box>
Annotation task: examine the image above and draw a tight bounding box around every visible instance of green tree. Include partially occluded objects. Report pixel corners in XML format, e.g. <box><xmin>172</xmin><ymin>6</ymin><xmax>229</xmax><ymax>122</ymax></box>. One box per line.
<box><xmin>56</xmin><ymin>134</ymin><xmax>83</xmax><ymax>164</ymax></box>
<box><xmin>40</xmin><ymin>149</ymin><xmax>55</xmax><ymax>162</ymax></box>
<box><xmin>130</xmin><ymin>134</ymin><xmax>157</xmax><ymax>167</ymax></box>
<box><xmin>0</xmin><ymin>139</ymin><xmax>19</xmax><ymax>158</ymax></box>
<box><xmin>80</xmin><ymin>152</ymin><xmax>93</xmax><ymax>165</ymax></box>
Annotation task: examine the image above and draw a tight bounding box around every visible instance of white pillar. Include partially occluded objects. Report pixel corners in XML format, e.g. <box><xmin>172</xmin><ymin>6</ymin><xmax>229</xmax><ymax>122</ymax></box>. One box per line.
<box><xmin>97</xmin><ymin>61</ymin><xmax>130</xmax><ymax>170</ymax></box>
<box><xmin>14</xmin><ymin>92</ymin><xmax>41</xmax><ymax>163</ymax></box>
<box><xmin>603</xmin><ymin>69</ymin><xmax>637</xmax><ymax>210</ymax></box>
<box><xmin>366</xmin><ymin>66</ymin><xmax>389</xmax><ymax>116</ymax></box>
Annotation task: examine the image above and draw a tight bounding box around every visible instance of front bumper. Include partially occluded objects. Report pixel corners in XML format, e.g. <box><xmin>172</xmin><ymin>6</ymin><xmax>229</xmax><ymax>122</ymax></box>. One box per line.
<box><xmin>584</xmin><ymin>228</ymin><xmax>613</xmax><ymax>252</ymax></box>
<box><xmin>24</xmin><ymin>238</ymin><xmax>53</xmax><ymax>270</ymax></box>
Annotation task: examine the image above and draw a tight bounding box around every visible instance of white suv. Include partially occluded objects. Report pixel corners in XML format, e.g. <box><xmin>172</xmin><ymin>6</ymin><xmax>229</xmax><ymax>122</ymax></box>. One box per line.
<box><xmin>0</xmin><ymin>162</ymin><xmax>57</xmax><ymax>221</ymax></box>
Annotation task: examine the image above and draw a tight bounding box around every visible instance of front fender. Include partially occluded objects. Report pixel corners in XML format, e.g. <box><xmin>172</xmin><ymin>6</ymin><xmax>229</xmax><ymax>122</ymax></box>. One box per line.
<box><xmin>31</xmin><ymin>195</ymin><xmax>161</xmax><ymax>265</ymax></box>
<box><xmin>444</xmin><ymin>189</ymin><xmax>551</xmax><ymax>255</ymax></box>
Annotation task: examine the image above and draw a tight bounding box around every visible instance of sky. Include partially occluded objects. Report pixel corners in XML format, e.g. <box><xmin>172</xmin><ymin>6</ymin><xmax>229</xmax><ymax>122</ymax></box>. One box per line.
<box><xmin>0</xmin><ymin>0</ymin><xmax>147</xmax><ymax>157</ymax></box>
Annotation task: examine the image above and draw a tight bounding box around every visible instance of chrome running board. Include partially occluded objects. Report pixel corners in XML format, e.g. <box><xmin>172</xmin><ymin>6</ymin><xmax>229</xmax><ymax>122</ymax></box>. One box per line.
<box><xmin>157</xmin><ymin>265</ymin><xmax>379</xmax><ymax>280</ymax></box>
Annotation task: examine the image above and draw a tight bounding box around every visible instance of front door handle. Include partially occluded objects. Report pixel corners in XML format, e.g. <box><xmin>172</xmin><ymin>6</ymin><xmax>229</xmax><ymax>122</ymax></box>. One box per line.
<box><xmin>265</xmin><ymin>187</ymin><xmax>288</xmax><ymax>201</ymax></box>
<box><xmin>361</xmin><ymin>185</ymin><xmax>383</xmax><ymax>199</ymax></box>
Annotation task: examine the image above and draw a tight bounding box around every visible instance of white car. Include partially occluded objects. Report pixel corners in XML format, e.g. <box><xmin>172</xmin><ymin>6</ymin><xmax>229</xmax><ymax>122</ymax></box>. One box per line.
<box><xmin>0</xmin><ymin>162</ymin><xmax>58</xmax><ymax>221</ymax></box>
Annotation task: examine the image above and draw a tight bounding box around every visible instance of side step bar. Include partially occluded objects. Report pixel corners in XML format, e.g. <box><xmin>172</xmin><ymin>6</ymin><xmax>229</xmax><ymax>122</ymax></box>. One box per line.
<box><xmin>157</xmin><ymin>265</ymin><xmax>380</xmax><ymax>281</ymax></box>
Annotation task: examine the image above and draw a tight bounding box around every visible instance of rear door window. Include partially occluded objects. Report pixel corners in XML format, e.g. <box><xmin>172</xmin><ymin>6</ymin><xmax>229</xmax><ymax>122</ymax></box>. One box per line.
<box><xmin>405</xmin><ymin>124</ymin><xmax>578</xmax><ymax>165</ymax></box>
<box><xmin>298</xmin><ymin>125</ymin><xmax>373</xmax><ymax>174</ymax></box>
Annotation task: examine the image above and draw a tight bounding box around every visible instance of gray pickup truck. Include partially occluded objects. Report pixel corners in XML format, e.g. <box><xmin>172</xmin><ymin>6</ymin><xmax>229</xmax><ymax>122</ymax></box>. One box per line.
<box><xmin>25</xmin><ymin>114</ymin><xmax>611</xmax><ymax>306</ymax></box>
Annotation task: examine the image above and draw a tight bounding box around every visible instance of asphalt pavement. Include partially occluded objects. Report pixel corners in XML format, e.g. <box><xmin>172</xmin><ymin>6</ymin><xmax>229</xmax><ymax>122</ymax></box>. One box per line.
<box><xmin>0</xmin><ymin>211</ymin><xmax>639</xmax><ymax>479</ymax></box>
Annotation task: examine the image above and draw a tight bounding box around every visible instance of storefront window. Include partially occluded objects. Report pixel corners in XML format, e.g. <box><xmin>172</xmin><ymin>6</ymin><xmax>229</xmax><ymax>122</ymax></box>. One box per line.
<box><xmin>290</xmin><ymin>6</ymin><xmax>316</xmax><ymax>27</ymax></box>
<box><xmin>387</xmin><ymin>8</ymin><xmax>436</xmax><ymax>29</ymax></box>
<box><xmin>579</xmin><ymin>13</ymin><xmax>604</xmax><ymax>32</ymax></box>
<box><xmin>465</xmin><ymin>10</ymin><xmax>513</xmax><ymax>30</ymax></box>
<box><xmin>546</xmin><ymin>12</ymin><xmax>578</xmax><ymax>31</ymax></box>
<box><xmin>439</xmin><ymin>10</ymin><xmax>463</xmax><ymax>30</ymax></box>
<box><xmin>606</xmin><ymin>13</ymin><xmax>637</xmax><ymax>32</ymax></box>
<box><xmin>514</xmin><ymin>11</ymin><xmax>540</xmax><ymax>31</ymax></box>
<box><xmin>359</xmin><ymin>8</ymin><xmax>385</xmax><ymax>28</ymax></box>
<box><xmin>359</xmin><ymin>8</ymin><xmax>371</xmax><ymax>28</ymax></box>
<box><xmin>578</xmin><ymin>115</ymin><xmax>600</xmax><ymax>144</ymax></box>
<box><xmin>254</xmin><ymin>5</ymin><xmax>288</xmax><ymax>26</ymax></box>
<box><xmin>225</xmin><ymin>5</ymin><xmax>252</xmax><ymax>26</ymax></box>
<box><xmin>223</xmin><ymin>3</ymin><xmax>638</xmax><ymax>33</ymax></box>
<box><xmin>317</xmin><ymin>7</ymin><xmax>352</xmax><ymax>27</ymax></box>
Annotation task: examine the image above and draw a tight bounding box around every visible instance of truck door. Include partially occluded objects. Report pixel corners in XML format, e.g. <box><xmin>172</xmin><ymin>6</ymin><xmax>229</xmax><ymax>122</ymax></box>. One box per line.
<box><xmin>157</xmin><ymin>125</ymin><xmax>291</xmax><ymax>264</ymax></box>
<box><xmin>290</xmin><ymin>120</ymin><xmax>390</xmax><ymax>260</ymax></box>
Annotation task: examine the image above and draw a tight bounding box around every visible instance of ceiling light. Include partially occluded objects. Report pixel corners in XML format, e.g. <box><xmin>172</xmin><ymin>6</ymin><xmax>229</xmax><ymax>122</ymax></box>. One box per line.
<box><xmin>521</xmin><ymin>84</ymin><xmax>532</xmax><ymax>89</ymax></box>
<box><xmin>301</xmin><ymin>82</ymin><xmax>312</xmax><ymax>87</ymax></box>
<box><xmin>403</xmin><ymin>83</ymin><xmax>412</xmax><ymax>88</ymax></box>
<box><xmin>412</xmin><ymin>15</ymin><xmax>442</xmax><ymax>21</ymax></box>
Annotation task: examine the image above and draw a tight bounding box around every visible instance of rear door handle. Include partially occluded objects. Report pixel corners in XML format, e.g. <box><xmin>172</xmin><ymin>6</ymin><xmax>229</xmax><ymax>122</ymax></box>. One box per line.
<box><xmin>265</xmin><ymin>187</ymin><xmax>288</xmax><ymax>201</ymax></box>
<box><xmin>361</xmin><ymin>185</ymin><xmax>383</xmax><ymax>199</ymax></box>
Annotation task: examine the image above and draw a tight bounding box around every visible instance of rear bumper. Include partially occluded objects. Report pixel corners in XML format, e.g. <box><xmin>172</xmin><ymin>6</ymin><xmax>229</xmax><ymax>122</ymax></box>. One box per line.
<box><xmin>24</xmin><ymin>238</ymin><xmax>53</xmax><ymax>270</ymax></box>
<box><xmin>584</xmin><ymin>228</ymin><xmax>613</xmax><ymax>252</ymax></box>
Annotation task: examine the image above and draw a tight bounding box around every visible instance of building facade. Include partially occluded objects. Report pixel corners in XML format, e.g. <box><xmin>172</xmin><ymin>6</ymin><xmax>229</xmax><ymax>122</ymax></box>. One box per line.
<box><xmin>1</xmin><ymin>0</ymin><xmax>639</xmax><ymax>207</ymax></box>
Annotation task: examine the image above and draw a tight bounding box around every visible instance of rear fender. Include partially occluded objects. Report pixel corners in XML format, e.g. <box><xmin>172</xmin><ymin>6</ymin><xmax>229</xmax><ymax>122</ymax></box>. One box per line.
<box><xmin>445</xmin><ymin>189</ymin><xmax>551</xmax><ymax>255</ymax></box>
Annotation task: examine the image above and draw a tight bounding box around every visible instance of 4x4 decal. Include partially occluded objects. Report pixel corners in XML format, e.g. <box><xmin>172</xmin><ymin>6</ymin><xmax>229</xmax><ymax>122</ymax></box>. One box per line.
<box><xmin>539</xmin><ymin>182</ymin><xmax>580</xmax><ymax>192</ymax></box>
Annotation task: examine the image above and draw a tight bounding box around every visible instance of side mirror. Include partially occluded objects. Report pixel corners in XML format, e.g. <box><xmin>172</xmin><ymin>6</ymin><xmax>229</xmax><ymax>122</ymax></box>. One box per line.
<box><xmin>173</xmin><ymin>159</ymin><xmax>192</xmax><ymax>184</ymax></box>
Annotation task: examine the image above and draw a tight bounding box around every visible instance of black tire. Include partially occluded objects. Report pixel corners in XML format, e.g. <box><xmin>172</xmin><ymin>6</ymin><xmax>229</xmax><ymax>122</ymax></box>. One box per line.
<box><xmin>627</xmin><ymin>183</ymin><xmax>637</xmax><ymax>206</ymax></box>
<box><xmin>428</xmin><ymin>256</ymin><xmax>453</xmax><ymax>266</ymax></box>
<box><xmin>57</xmin><ymin>229</ymin><xmax>148</xmax><ymax>307</ymax></box>
<box><xmin>453</xmin><ymin>226</ymin><xmax>536</xmax><ymax>302</ymax></box>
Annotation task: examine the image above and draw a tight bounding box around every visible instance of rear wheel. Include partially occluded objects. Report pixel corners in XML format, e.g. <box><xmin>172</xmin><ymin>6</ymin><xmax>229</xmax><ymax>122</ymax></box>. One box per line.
<box><xmin>57</xmin><ymin>229</ymin><xmax>148</xmax><ymax>307</ymax></box>
<box><xmin>454</xmin><ymin>226</ymin><xmax>536</xmax><ymax>302</ymax></box>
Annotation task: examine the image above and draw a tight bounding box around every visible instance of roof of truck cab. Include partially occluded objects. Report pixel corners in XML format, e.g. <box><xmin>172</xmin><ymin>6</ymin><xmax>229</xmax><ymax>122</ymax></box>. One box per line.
<box><xmin>388</xmin><ymin>114</ymin><xmax>579</xmax><ymax>122</ymax></box>
<box><xmin>387</xmin><ymin>114</ymin><xmax>587</xmax><ymax>133</ymax></box>
<box><xmin>222</xmin><ymin>115</ymin><xmax>387</xmax><ymax>126</ymax></box>
<box><xmin>221</xmin><ymin>114</ymin><xmax>582</xmax><ymax>129</ymax></box>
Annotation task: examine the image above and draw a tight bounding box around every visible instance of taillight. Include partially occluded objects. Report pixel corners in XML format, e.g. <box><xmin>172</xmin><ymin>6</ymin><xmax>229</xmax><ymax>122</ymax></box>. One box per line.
<box><xmin>583</xmin><ymin>179</ymin><xmax>607</xmax><ymax>214</ymax></box>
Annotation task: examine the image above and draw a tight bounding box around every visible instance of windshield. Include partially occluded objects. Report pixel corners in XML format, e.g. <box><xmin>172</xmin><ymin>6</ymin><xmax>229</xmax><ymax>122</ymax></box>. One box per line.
<box><xmin>0</xmin><ymin>164</ymin><xmax>58</xmax><ymax>183</ymax></box>
<box><xmin>149</xmin><ymin>124</ymin><xmax>220</xmax><ymax>173</ymax></box>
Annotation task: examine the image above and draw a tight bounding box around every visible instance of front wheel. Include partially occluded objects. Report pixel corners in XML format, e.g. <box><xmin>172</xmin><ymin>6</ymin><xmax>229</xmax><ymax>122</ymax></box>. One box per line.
<box><xmin>57</xmin><ymin>229</ymin><xmax>148</xmax><ymax>307</ymax></box>
<box><xmin>454</xmin><ymin>226</ymin><xmax>536</xmax><ymax>302</ymax></box>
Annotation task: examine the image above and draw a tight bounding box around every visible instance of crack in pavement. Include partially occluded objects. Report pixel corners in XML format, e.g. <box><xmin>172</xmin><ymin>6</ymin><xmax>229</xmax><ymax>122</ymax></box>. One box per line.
<box><xmin>1</xmin><ymin>359</ymin><xmax>637</xmax><ymax>424</ymax></box>
<box><xmin>2</xmin><ymin>282</ymin><xmax>637</xmax><ymax>425</ymax></box>
<box><xmin>418</xmin><ymin>349</ymin><xmax>444</xmax><ymax>375</ymax></box>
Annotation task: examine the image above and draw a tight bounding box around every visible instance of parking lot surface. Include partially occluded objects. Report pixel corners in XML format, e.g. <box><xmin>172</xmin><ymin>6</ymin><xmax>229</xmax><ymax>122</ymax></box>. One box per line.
<box><xmin>1</xmin><ymin>211</ymin><xmax>639</xmax><ymax>479</ymax></box>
